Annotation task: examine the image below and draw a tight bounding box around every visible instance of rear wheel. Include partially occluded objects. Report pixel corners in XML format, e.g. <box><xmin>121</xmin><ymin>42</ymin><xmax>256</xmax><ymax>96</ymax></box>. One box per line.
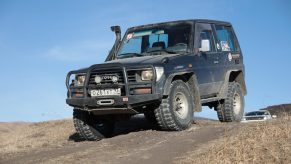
<box><xmin>216</xmin><ymin>82</ymin><xmax>244</xmax><ymax>122</ymax></box>
<box><xmin>73</xmin><ymin>109</ymin><xmax>115</xmax><ymax>141</ymax></box>
<box><xmin>154</xmin><ymin>80</ymin><xmax>193</xmax><ymax>130</ymax></box>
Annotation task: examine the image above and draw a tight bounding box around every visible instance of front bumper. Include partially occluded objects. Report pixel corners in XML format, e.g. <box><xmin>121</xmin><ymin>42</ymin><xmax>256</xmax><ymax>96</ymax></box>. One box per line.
<box><xmin>67</xmin><ymin>94</ymin><xmax>161</xmax><ymax>108</ymax></box>
<box><xmin>66</xmin><ymin>94</ymin><xmax>161</xmax><ymax>114</ymax></box>
<box><xmin>66</xmin><ymin>64</ymin><xmax>165</xmax><ymax>114</ymax></box>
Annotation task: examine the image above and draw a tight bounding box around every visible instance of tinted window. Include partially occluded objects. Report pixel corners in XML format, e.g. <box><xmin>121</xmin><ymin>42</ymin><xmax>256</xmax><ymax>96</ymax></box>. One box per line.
<box><xmin>215</xmin><ymin>25</ymin><xmax>238</xmax><ymax>52</ymax></box>
<box><xmin>245</xmin><ymin>111</ymin><xmax>268</xmax><ymax>116</ymax></box>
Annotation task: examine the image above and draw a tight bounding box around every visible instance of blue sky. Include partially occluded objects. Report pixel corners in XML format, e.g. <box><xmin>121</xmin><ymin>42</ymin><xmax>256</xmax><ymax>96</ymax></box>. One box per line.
<box><xmin>0</xmin><ymin>0</ymin><xmax>290</xmax><ymax>122</ymax></box>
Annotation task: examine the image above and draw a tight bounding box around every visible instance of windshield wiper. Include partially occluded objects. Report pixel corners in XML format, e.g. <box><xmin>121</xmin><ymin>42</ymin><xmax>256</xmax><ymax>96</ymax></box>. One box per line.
<box><xmin>117</xmin><ymin>53</ymin><xmax>143</xmax><ymax>59</ymax></box>
<box><xmin>146</xmin><ymin>49</ymin><xmax>177</xmax><ymax>55</ymax></box>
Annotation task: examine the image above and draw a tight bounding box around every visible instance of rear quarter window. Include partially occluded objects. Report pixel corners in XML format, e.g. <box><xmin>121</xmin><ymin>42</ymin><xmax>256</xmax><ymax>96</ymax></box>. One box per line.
<box><xmin>215</xmin><ymin>25</ymin><xmax>239</xmax><ymax>52</ymax></box>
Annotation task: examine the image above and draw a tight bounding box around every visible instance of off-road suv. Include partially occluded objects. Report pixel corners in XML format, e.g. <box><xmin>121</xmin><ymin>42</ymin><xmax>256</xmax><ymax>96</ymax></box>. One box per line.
<box><xmin>66</xmin><ymin>19</ymin><xmax>247</xmax><ymax>141</ymax></box>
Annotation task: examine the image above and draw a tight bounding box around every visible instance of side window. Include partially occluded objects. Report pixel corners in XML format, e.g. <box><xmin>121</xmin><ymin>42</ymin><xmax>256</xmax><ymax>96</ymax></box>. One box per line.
<box><xmin>194</xmin><ymin>23</ymin><xmax>216</xmax><ymax>53</ymax></box>
<box><xmin>215</xmin><ymin>25</ymin><xmax>238</xmax><ymax>52</ymax></box>
<box><xmin>199</xmin><ymin>30</ymin><xmax>214</xmax><ymax>50</ymax></box>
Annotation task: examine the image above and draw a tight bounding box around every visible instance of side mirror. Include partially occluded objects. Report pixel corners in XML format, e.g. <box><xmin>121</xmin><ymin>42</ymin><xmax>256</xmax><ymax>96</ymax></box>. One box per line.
<box><xmin>199</xmin><ymin>39</ymin><xmax>210</xmax><ymax>52</ymax></box>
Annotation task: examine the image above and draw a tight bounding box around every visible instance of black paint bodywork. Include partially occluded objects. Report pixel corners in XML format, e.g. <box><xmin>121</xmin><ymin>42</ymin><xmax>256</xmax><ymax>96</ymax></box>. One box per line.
<box><xmin>66</xmin><ymin>19</ymin><xmax>246</xmax><ymax>114</ymax></box>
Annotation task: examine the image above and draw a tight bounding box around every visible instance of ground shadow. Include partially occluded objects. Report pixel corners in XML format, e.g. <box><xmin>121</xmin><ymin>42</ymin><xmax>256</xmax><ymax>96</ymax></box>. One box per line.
<box><xmin>69</xmin><ymin>114</ymin><xmax>157</xmax><ymax>142</ymax></box>
<box><xmin>69</xmin><ymin>132</ymin><xmax>85</xmax><ymax>142</ymax></box>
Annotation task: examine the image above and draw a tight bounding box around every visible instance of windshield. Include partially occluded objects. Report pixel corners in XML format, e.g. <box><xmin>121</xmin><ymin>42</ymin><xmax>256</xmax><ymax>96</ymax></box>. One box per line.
<box><xmin>117</xmin><ymin>23</ymin><xmax>192</xmax><ymax>59</ymax></box>
<box><xmin>245</xmin><ymin>111</ymin><xmax>268</xmax><ymax>116</ymax></box>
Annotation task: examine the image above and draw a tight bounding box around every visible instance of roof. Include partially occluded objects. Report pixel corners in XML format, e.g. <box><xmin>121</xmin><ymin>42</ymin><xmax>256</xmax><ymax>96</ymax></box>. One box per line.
<box><xmin>127</xmin><ymin>19</ymin><xmax>231</xmax><ymax>31</ymax></box>
<box><xmin>194</xmin><ymin>19</ymin><xmax>231</xmax><ymax>25</ymax></box>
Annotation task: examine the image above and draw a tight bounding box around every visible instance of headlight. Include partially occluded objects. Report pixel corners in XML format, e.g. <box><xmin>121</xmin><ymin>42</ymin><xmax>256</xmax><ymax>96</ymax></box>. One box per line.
<box><xmin>75</xmin><ymin>74</ymin><xmax>86</xmax><ymax>86</ymax></box>
<box><xmin>141</xmin><ymin>70</ymin><xmax>153</xmax><ymax>81</ymax></box>
<box><xmin>155</xmin><ymin>67</ymin><xmax>164</xmax><ymax>81</ymax></box>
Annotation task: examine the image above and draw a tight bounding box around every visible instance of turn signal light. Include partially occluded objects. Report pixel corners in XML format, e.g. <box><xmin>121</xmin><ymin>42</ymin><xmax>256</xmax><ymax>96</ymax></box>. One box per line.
<box><xmin>132</xmin><ymin>88</ymin><xmax>151</xmax><ymax>94</ymax></box>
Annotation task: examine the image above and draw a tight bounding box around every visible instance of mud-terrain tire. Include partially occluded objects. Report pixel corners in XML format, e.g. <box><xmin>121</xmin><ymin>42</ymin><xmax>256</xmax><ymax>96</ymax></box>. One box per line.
<box><xmin>216</xmin><ymin>82</ymin><xmax>244</xmax><ymax>122</ymax></box>
<box><xmin>154</xmin><ymin>80</ymin><xmax>193</xmax><ymax>131</ymax></box>
<box><xmin>73</xmin><ymin>109</ymin><xmax>115</xmax><ymax>141</ymax></box>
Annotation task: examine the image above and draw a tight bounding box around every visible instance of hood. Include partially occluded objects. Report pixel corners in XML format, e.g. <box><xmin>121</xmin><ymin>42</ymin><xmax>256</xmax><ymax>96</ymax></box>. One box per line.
<box><xmin>104</xmin><ymin>54</ymin><xmax>180</xmax><ymax>65</ymax></box>
<box><xmin>73</xmin><ymin>53</ymin><xmax>183</xmax><ymax>72</ymax></box>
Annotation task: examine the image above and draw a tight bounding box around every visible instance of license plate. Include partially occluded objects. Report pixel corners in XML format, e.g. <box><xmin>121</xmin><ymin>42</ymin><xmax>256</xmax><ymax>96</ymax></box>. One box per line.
<box><xmin>90</xmin><ymin>88</ymin><xmax>121</xmax><ymax>97</ymax></box>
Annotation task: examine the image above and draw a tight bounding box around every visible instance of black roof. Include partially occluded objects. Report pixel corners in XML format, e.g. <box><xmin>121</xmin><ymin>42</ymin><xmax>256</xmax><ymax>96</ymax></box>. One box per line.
<box><xmin>128</xmin><ymin>19</ymin><xmax>231</xmax><ymax>31</ymax></box>
<box><xmin>194</xmin><ymin>19</ymin><xmax>231</xmax><ymax>25</ymax></box>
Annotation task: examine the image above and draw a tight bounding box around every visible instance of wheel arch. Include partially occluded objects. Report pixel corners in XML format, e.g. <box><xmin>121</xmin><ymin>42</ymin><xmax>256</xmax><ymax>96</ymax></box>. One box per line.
<box><xmin>229</xmin><ymin>71</ymin><xmax>247</xmax><ymax>95</ymax></box>
<box><xmin>163</xmin><ymin>72</ymin><xmax>202</xmax><ymax>112</ymax></box>
<box><xmin>219</xmin><ymin>70</ymin><xmax>247</xmax><ymax>98</ymax></box>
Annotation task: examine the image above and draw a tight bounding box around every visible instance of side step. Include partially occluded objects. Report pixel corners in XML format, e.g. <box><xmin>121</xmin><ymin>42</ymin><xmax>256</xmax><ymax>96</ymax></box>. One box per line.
<box><xmin>201</xmin><ymin>97</ymin><xmax>221</xmax><ymax>104</ymax></box>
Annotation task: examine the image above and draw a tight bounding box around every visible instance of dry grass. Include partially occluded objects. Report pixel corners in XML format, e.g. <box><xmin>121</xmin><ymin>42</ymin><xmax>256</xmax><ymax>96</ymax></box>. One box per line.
<box><xmin>1</xmin><ymin>114</ymin><xmax>290</xmax><ymax>163</ymax></box>
<box><xmin>179</xmin><ymin>116</ymin><xmax>291</xmax><ymax>164</ymax></box>
<box><xmin>0</xmin><ymin>119</ymin><xmax>74</xmax><ymax>157</ymax></box>
<box><xmin>194</xmin><ymin>119</ymin><xmax>221</xmax><ymax>127</ymax></box>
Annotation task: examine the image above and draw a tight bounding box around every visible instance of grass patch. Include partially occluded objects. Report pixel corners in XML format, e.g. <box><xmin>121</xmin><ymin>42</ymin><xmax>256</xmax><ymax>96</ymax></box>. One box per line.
<box><xmin>179</xmin><ymin>116</ymin><xmax>291</xmax><ymax>164</ymax></box>
<box><xmin>0</xmin><ymin>119</ymin><xmax>75</xmax><ymax>157</ymax></box>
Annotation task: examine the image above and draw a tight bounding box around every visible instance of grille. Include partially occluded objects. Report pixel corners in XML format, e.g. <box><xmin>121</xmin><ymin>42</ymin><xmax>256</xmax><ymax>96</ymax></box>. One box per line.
<box><xmin>127</xmin><ymin>70</ymin><xmax>136</xmax><ymax>83</ymax></box>
<box><xmin>89</xmin><ymin>69</ymin><xmax>124</xmax><ymax>85</ymax></box>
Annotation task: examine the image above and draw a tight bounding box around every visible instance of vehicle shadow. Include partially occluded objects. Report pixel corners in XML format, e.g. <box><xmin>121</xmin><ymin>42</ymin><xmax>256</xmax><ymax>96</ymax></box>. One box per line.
<box><xmin>69</xmin><ymin>114</ymin><xmax>157</xmax><ymax>142</ymax></box>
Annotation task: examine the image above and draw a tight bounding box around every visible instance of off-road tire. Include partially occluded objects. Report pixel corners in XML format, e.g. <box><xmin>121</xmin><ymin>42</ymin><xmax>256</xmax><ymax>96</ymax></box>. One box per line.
<box><xmin>154</xmin><ymin>80</ymin><xmax>193</xmax><ymax>130</ymax></box>
<box><xmin>73</xmin><ymin>109</ymin><xmax>115</xmax><ymax>141</ymax></box>
<box><xmin>216</xmin><ymin>82</ymin><xmax>244</xmax><ymax>122</ymax></box>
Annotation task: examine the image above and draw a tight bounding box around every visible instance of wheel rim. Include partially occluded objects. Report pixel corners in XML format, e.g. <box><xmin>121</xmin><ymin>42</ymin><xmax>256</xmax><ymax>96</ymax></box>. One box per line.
<box><xmin>174</xmin><ymin>92</ymin><xmax>188</xmax><ymax>119</ymax></box>
<box><xmin>233</xmin><ymin>92</ymin><xmax>242</xmax><ymax>115</ymax></box>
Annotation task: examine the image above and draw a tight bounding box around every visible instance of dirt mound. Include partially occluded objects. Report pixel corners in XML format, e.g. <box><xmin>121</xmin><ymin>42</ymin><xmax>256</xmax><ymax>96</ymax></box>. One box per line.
<box><xmin>0</xmin><ymin>119</ymin><xmax>74</xmax><ymax>159</ymax></box>
<box><xmin>178</xmin><ymin>116</ymin><xmax>291</xmax><ymax>164</ymax></box>
<box><xmin>0</xmin><ymin>122</ymin><xmax>30</xmax><ymax>133</ymax></box>
<box><xmin>0</xmin><ymin>117</ymin><xmax>226</xmax><ymax>164</ymax></box>
<box><xmin>261</xmin><ymin>104</ymin><xmax>291</xmax><ymax>117</ymax></box>
<box><xmin>1</xmin><ymin>107</ymin><xmax>290</xmax><ymax>164</ymax></box>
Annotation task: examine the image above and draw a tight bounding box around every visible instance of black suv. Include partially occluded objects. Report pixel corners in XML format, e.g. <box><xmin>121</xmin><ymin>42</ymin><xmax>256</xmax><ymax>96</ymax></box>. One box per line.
<box><xmin>66</xmin><ymin>19</ymin><xmax>247</xmax><ymax>141</ymax></box>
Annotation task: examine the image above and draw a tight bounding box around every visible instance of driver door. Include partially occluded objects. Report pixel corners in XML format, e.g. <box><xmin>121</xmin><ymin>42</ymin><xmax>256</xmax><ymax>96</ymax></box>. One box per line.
<box><xmin>193</xmin><ymin>23</ymin><xmax>220</xmax><ymax>98</ymax></box>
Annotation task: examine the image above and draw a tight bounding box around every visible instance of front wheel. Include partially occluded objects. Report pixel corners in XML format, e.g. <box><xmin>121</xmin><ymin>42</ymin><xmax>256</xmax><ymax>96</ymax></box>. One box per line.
<box><xmin>73</xmin><ymin>109</ymin><xmax>115</xmax><ymax>141</ymax></box>
<box><xmin>154</xmin><ymin>80</ymin><xmax>193</xmax><ymax>131</ymax></box>
<box><xmin>216</xmin><ymin>82</ymin><xmax>244</xmax><ymax>122</ymax></box>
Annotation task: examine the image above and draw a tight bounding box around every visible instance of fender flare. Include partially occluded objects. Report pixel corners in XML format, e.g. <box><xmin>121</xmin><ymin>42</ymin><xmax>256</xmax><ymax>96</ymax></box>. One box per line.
<box><xmin>218</xmin><ymin>70</ymin><xmax>247</xmax><ymax>98</ymax></box>
<box><xmin>163</xmin><ymin>72</ymin><xmax>202</xmax><ymax>112</ymax></box>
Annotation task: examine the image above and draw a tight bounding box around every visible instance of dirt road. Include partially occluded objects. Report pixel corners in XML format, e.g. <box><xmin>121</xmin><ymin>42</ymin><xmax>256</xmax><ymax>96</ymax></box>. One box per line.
<box><xmin>0</xmin><ymin>116</ymin><xmax>238</xmax><ymax>164</ymax></box>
